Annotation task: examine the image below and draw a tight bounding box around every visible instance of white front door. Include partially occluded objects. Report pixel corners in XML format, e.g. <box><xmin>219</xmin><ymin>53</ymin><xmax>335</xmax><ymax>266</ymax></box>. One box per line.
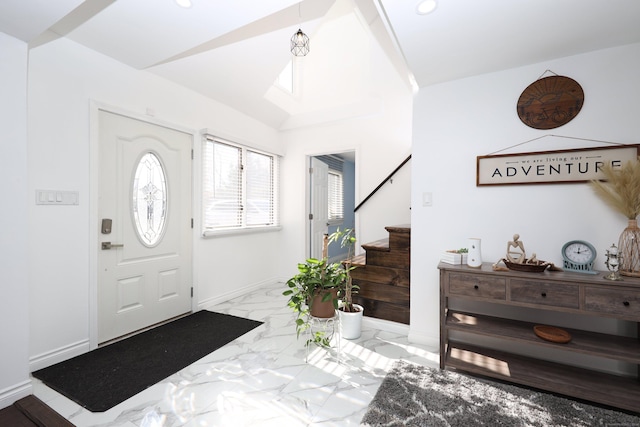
<box><xmin>310</xmin><ymin>157</ymin><xmax>329</xmax><ymax>259</ymax></box>
<box><xmin>97</xmin><ymin>110</ymin><xmax>192</xmax><ymax>344</ymax></box>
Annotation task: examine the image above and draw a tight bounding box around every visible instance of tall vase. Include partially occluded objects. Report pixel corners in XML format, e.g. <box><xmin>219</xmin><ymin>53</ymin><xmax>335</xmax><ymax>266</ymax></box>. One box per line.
<box><xmin>618</xmin><ymin>219</ymin><xmax>640</xmax><ymax>277</ymax></box>
<box><xmin>467</xmin><ymin>238</ymin><xmax>482</xmax><ymax>268</ymax></box>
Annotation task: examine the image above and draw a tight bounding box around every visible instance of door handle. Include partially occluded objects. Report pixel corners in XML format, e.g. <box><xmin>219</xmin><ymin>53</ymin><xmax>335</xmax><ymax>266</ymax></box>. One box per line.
<box><xmin>101</xmin><ymin>242</ymin><xmax>124</xmax><ymax>250</ymax></box>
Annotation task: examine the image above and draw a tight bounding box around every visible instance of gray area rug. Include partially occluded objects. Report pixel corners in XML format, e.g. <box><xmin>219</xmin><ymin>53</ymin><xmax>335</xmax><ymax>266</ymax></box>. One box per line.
<box><xmin>361</xmin><ymin>361</ymin><xmax>640</xmax><ymax>426</ymax></box>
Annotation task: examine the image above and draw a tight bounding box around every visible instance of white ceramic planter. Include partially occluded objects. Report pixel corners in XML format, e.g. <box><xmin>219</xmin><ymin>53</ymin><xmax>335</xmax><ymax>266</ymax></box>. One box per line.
<box><xmin>339</xmin><ymin>304</ymin><xmax>364</xmax><ymax>339</ymax></box>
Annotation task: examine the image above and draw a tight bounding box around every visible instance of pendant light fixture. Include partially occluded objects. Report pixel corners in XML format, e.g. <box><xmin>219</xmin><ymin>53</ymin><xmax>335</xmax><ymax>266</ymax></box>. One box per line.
<box><xmin>290</xmin><ymin>3</ymin><xmax>309</xmax><ymax>56</ymax></box>
<box><xmin>291</xmin><ymin>29</ymin><xmax>310</xmax><ymax>56</ymax></box>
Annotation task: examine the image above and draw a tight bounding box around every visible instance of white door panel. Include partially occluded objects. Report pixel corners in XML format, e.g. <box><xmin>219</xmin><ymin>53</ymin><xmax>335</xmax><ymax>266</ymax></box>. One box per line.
<box><xmin>98</xmin><ymin>110</ymin><xmax>192</xmax><ymax>343</ymax></box>
<box><xmin>310</xmin><ymin>157</ymin><xmax>329</xmax><ymax>259</ymax></box>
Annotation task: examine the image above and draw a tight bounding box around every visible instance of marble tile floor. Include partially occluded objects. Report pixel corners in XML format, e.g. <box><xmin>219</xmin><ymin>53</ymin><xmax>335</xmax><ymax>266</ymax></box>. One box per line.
<box><xmin>32</xmin><ymin>282</ymin><xmax>440</xmax><ymax>426</ymax></box>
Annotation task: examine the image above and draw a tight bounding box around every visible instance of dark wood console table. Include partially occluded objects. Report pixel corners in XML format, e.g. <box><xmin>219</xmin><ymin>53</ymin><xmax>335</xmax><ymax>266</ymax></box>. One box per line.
<box><xmin>439</xmin><ymin>262</ymin><xmax>640</xmax><ymax>413</ymax></box>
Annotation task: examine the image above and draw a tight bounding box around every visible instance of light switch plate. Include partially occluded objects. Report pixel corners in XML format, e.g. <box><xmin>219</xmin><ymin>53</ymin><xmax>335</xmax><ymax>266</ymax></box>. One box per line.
<box><xmin>36</xmin><ymin>190</ymin><xmax>79</xmax><ymax>205</ymax></box>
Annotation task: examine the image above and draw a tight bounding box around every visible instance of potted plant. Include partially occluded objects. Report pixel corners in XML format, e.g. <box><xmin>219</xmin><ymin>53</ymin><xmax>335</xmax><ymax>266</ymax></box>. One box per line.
<box><xmin>284</xmin><ymin>234</ymin><xmax>346</xmax><ymax>347</ymax></box>
<box><xmin>329</xmin><ymin>228</ymin><xmax>363</xmax><ymax>339</ymax></box>
<box><xmin>590</xmin><ymin>158</ymin><xmax>640</xmax><ymax>276</ymax></box>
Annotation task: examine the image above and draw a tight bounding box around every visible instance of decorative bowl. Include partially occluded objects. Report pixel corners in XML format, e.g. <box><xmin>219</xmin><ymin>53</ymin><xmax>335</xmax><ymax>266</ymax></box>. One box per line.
<box><xmin>534</xmin><ymin>325</ymin><xmax>571</xmax><ymax>343</ymax></box>
<box><xmin>503</xmin><ymin>259</ymin><xmax>550</xmax><ymax>273</ymax></box>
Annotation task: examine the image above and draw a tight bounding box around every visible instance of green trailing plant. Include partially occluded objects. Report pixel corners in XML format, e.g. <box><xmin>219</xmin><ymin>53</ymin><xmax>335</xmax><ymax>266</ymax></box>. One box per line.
<box><xmin>284</xmin><ymin>241</ymin><xmax>346</xmax><ymax>347</ymax></box>
<box><xmin>283</xmin><ymin>228</ymin><xmax>358</xmax><ymax>347</ymax></box>
<box><xmin>590</xmin><ymin>158</ymin><xmax>640</xmax><ymax>219</ymax></box>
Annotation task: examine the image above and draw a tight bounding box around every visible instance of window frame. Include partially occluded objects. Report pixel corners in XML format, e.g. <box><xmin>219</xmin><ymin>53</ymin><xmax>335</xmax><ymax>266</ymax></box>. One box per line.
<box><xmin>202</xmin><ymin>135</ymin><xmax>281</xmax><ymax>237</ymax></box>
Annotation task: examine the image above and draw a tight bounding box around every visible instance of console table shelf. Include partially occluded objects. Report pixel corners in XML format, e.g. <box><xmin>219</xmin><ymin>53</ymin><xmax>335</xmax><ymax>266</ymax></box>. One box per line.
<box><xmin>439</xmin><ymin>262</ymin><xmax>640</xmax><ymax>413</ymax></box>
<box><xmin>446</xmin><ymin>342</ymin><xmax>640</xmax><ymax>413</ymax></box>
<box><xmin>447</xmin><ymin>311</ymin><xmax>640</xmax><ymax>364</ymax></box>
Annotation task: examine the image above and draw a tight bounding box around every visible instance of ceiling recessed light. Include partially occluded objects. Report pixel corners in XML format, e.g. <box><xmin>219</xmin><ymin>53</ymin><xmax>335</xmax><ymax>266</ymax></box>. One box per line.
<box><xmin>175</xmin><ymin>0</ymin><xmax>192</xmax><ymax>8</ymax></box>
<box><xmin>416</xmin><ymin>0</ymin><xmax>437</xmax><ymax>15</ymax></box>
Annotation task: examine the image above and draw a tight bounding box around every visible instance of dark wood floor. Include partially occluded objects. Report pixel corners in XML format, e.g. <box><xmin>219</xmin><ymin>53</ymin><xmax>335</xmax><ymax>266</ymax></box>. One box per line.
<box><xmin>0</xmin><ymin>395</ymin><xmax>74</xmax><ymax>426</ymax></box>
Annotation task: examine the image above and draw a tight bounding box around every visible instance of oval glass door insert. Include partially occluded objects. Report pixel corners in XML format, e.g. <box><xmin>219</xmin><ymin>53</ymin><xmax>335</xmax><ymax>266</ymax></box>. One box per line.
<box><xmin>132</xmin><ymin>152</ymin><xmax>167</xmax><ymax>246</ymax></box>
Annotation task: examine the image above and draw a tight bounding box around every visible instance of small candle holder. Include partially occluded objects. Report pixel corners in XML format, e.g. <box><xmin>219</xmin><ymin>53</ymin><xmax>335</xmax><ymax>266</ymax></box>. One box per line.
<box><xmin>604</xmin><ymin>244</ymin><xmax>623</xmax><ymax>281</ymax></box>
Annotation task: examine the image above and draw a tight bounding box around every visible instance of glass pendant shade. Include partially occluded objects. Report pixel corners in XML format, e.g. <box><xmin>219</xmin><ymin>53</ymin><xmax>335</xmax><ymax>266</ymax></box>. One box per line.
<box><xmin>290</xmin><ymin>29</ymin><xmax>309</xmax><ymax>56</ymax></box>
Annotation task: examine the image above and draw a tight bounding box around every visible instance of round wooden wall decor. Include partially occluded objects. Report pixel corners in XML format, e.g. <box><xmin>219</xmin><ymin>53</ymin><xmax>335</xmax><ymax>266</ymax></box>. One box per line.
<box><xmin>516</xmin><ymin>75</ymin><xmax>584</xmax><ymax>130</ymax></box>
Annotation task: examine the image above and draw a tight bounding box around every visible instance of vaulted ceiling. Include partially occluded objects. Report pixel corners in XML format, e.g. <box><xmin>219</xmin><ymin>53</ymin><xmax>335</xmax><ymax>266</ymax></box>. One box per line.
<box><xmin>2</xmin><ymin>0</ymin><xmax>640</xmax><ymax>129</ymax></box>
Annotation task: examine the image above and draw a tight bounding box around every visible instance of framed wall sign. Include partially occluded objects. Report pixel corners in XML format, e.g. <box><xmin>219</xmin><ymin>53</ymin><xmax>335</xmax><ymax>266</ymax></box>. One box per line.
<box><xmin>477</xmin><ymin>145</ymin><xmax>640</xmax><ymax>186</ymax></box>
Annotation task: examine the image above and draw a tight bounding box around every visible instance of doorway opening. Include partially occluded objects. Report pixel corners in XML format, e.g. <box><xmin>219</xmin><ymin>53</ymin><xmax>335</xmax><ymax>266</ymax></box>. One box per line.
<box><xmin>307</xmin><ymin>151</ymin><xmax>356</xmax><ymax>262</ymax></box>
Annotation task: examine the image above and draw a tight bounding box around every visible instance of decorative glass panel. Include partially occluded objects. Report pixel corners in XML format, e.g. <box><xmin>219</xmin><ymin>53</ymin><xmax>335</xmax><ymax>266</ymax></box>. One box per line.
<box><xmin>132</xmin><ymin>152</ymin><xmax>167</xmax><ymax>246</ymax></box>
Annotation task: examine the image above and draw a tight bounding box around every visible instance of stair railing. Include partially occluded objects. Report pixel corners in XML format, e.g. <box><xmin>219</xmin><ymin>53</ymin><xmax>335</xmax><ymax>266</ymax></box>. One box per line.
<box><xmin>354</xmin><ymin>154</ymin><xmax>411</xmax><ymax>212</ymax></box>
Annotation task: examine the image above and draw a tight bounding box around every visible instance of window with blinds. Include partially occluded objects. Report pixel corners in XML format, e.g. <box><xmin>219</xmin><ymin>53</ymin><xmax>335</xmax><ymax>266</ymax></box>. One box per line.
<box><xmin>317</xmin><ymin>155</ymin><xmax>344</xmax><ymax>224</ymax></box>
<box><xmin>328</xmin><ymin>170</ymin><xmax>344</xmax><ymax>222</ymax></box>
<box><xmin>203</xmin><ymin>136</ymin><xmax>279</xmax><ymax>234</ymax></box>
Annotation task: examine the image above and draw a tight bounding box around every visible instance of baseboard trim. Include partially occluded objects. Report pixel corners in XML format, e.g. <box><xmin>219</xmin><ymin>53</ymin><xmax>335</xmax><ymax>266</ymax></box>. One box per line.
<box><xmin>29</xmin><ymin>339</ymin><xmax>91</xmax><ymax>372</ymax></box>
<box><xmin>198</xmin><ymin>278</ymin><xmax>281</xmax><ymax>311</ymax></box>
<box><xmin>407</xmin><ymin>329</ymin><xmax>439</xmax><ymax>348</ymax></box>
<box><xmin>0</xmin><ymin>380</ymin><xmax>32</xmax><ymax>410</ymax></box>
<box><xmin>362</xmin><ymin>316</ymin><xmax>409</xmax><ymax>335</ymax></box>
<box><xmin>362</xmin><ymin>317</ymin><xmax>439</xmax><ymax>348</ymax></box>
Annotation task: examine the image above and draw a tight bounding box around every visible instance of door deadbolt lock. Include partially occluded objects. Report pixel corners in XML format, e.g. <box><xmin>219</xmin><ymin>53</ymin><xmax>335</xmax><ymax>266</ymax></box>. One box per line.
<box><xmin>101</xmin><ymin>242</ymin><xmax>124</xmax><ymax>250</ymax></box>
<box><xmin>101</xmin><ymin>218</ymin><xmax>112</xmax><ymax>234</ymax></box>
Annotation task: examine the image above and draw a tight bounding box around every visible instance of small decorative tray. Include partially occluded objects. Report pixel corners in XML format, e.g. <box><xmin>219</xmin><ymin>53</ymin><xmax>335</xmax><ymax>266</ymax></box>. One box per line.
<box><xmin>503</xmin><ymin>259</ymin><xmax>550</xmax><ymax>273</ymax></box>
<box><xmin>534</xmin><ymin>325</ymin><xmax>571</xmax><ymax>343</ymax></box>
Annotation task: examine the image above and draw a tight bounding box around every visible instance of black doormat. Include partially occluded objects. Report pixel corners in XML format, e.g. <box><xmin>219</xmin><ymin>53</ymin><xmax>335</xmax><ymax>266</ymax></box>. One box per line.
<box><xmin>32</xmin><ymin>311</ymin><xmax>263</xmax><ymax>412</ymax></box>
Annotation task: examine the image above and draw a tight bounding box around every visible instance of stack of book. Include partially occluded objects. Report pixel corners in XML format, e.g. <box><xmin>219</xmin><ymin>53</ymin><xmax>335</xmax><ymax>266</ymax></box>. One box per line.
<box><xmin>440</xmin><ymin>251</ymin><xmax>468</xmax><ymax>265</ymax></box>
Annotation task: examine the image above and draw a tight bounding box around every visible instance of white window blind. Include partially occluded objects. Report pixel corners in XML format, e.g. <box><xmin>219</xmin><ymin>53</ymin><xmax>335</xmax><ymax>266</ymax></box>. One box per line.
<box><xmin>203</xmin><ymin>136</ymin><xmax>279</xmax><ymax>234</ymax></box>
<box><xmin>246</xmin><ymin>150</ymin><xmax>275</xmax><ymax>226</ymax></box>
<box><xmin>316</xmin><ymin>155</ymin><xmax>344</xmax><ymax>224</ymax></box>
<box><xmin>328</xmin><ymin>170</ymin><xmax>344</xmax><ymax>222</ymax></box>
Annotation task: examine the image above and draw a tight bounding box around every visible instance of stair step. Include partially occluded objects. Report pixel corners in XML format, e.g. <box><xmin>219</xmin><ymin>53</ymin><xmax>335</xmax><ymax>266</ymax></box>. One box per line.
<box><xmin>361</xmin><ymin>238</ymin><xmax>390</xmax><ymax>252</ymax></box>
<box><xmin>350</xmin><ymin>254</ymin><xmax>366</xmax><ymax>266</ymax></box>
<box><xmin>360</xmin><ymin>226</ymin><xmax>411</xmax><ymax>254</ymax></box>
<box><xmin>385</xmin><ymin>224</ymin><xmax>411</xmax><ymax>250</ymax></box>
<box><xmin>354</xmin><ymin>297</ymin><xmax>409</xmax><ymax>324</ymax></box>
<box><xmin>355</xmin><ymin>280</ymin><xmax>410</xmax><ymax>304</ymax></box>
<box><xmin>385</xmin><ymin>224</ymin><xmax>410</xmax><ymax>234</ymax></box>
<box><xmin>365</xmin><ymin>250</ymin><xmax>410</xmax><ymax>268</ymax></box>
<box><xmin>350</xmin><ymin>264</ymin><xmax>409</xmax><ymax>287</ymax></box>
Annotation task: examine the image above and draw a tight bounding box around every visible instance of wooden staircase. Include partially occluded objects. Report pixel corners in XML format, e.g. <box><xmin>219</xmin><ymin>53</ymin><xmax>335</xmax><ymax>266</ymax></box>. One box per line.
<box><xmin>349</xmin><ymin>224</ymin><xmax>410</xmax><ymax>324</ymax></box>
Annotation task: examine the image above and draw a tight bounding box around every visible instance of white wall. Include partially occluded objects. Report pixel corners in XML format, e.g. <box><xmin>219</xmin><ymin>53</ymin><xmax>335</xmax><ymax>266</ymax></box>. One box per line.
<box><xmin>0</xmin><ymin>32</ymin><xmax>31</xmax><ymax>408</ymax></box>
<box><xmin>410</xmin><ymin>43</ymin><xmax>640</xmax><ymax>359</ymax></box>
<box><xmin>27</xmin><ymin>38</ymin><xmax>283</xmax><ymax>368</ymax></box>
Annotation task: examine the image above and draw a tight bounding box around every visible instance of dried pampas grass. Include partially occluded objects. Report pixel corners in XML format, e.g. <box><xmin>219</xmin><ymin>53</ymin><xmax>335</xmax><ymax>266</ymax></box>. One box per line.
<box><xmin>590</xmin><ymin>158</ymin><xmax>640</xmax><ymax>219</ymax></box>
